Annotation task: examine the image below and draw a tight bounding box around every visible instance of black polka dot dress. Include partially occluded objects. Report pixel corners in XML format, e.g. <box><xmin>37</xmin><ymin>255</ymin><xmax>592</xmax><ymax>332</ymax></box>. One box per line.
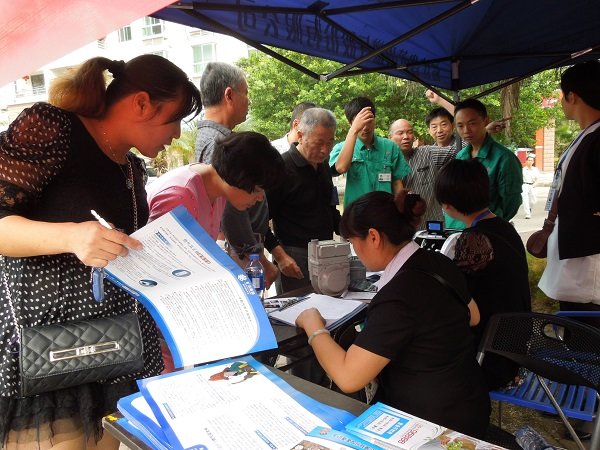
<box><xmin>0</xmin><ymin>103</ymin><xmax>163</xmax><ymax>443</ymax></box>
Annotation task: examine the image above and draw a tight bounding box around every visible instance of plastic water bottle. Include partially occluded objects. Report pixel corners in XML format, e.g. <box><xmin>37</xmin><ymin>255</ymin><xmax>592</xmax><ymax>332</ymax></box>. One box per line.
<box><xmin>245</xmin><ymin>253</ymin><xmax>265</xmax><ymax>301</ymax></box>
<box><xmin>514</xmin><ymin>426</ymin><xmax>556</xmax><ymax>450</ymax></box>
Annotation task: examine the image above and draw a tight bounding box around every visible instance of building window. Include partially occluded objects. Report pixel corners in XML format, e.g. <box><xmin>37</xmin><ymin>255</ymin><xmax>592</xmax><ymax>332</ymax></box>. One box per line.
<box><xmin>193</xmin><ymin>43</ymin><xmax>216</xmax><ymax>74</ymax></box>
<box><xmin>142</xmin><ymin>17</ymin><xmax>163</xmax><ymax>37</ymax></box>
<box><xmin>30</xmin><ymin>74</ymin><xmax>46</xmax><ymax>95</ymax></box>
<box><xmin>118</xmin><ymin>26</ymin><xmax>132</xmax><ymax>42</ymax></box>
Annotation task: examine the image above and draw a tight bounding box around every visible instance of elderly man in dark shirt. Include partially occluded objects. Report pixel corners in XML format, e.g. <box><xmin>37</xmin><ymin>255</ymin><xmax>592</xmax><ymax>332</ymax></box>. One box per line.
<box><xmin>267</xmin><ymin>108</ymin><xmax>340</xmax><ymax>293</ymax></box>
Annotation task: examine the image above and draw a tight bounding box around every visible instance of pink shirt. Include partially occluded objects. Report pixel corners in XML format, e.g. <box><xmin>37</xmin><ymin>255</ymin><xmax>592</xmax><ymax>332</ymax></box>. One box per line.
<box><xmin>146</xmin><ymin>165</ymin><xmax>226</xmax><ymax>240</ymax></box>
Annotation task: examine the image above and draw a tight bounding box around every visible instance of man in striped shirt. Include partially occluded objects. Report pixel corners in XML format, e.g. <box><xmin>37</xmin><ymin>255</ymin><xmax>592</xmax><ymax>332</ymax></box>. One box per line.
<box><xmin>388</xmin><ymin>108</ymin><xmax>459</xmax><ymax>227</ymax></box>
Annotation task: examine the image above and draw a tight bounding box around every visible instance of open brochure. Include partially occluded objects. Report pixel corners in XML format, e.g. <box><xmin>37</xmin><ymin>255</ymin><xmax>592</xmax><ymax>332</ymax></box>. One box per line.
<box><xmin>117</xmin><ymin>356</ymin><xmax>356</xmax><ymax>450</ymax></box>
<box><xmin>268</xmin><ymin>293</ymin><xmax>367</xmax><ymax>329</ymax></box>
<box><xmin>104</xmin><ymin>206</ymin><xmax>276</xmax><ymax>367</ymax></box>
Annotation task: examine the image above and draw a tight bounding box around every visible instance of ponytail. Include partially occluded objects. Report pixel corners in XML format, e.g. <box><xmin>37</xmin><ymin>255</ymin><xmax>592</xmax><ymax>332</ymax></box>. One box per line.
<box><xmin>49</xmin><ymin>57</ymin><xmax>113</xmax><ymax>117</ymax></box>
<box><xmin>49</xmin><ymin>55</ymin><xmax>202</xmax><ymax>121</ymax></box>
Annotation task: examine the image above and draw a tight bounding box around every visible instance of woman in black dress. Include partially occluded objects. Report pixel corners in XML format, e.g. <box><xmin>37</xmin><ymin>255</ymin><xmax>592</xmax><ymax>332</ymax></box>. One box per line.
<box><xmin>0</xmin><ymin>55</ymin><xmax>201</xmax><ymax>449</ymax></box>
<box><xmin>296</xmin><ymin>191</ymin><xmax>490</xmax><ymax>438</ymax></box>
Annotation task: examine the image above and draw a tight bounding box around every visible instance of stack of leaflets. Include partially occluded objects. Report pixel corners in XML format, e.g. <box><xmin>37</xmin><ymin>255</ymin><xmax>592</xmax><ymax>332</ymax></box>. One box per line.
<box><xmin>116</xmin><ymin>356</ymin><xmax>357</xmax><ymax>449</ymax></box>
<box><xmin>289</xmin><ymin>403</ymin><xmax>507</xmax><ymax>450</ymax></box>
<box><xmin>342</xmin><ymin>403</ymin><xmax>506</xmax><ymax>450</ymax></box>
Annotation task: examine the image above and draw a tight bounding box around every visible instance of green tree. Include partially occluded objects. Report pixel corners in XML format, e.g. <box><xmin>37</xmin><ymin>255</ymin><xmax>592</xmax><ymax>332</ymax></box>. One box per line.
<box><xmin>238</xmin><ymin>50</ymin><xmax>566</xmax><ymax>150</ymax></box>
<box><xmin>154</xmin><ymin>126</ymin><xmax>197</xmax><ymax>173</ymax></box>
<box><xmin>237</xmin><ymin>50</ymin><xmax>434</xmax><ymax>142</ymax></box>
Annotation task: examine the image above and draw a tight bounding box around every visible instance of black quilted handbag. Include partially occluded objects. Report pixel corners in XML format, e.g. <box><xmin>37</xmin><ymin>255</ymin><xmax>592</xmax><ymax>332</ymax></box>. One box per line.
<box><xmin>19</xmin><ymin>312</ymin><xmax>144</xmax><ymax>397</ymax></box>
<box><xmin>2</xmin><ymin>260</ymin><xmax>144</xmax><ymax>398</ymax></box>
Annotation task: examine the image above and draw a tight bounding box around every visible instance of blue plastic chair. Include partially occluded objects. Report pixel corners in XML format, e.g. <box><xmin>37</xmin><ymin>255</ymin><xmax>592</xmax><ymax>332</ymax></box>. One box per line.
<box><xmin>476</xmin><ymin>312</ymin><xmax>600</xmax><ymax>450</ymax></box>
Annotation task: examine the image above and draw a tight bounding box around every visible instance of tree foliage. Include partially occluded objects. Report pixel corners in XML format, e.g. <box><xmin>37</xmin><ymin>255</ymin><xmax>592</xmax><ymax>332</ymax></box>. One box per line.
<box><xmin>238</xmin><ymin>50</ymin><xmax>435</xmax><ymax>142</ymax></box>
<box><xmin>158</xmin><ymin>51</ymin><xmax>575</xmax><ymax>170</ymax></box>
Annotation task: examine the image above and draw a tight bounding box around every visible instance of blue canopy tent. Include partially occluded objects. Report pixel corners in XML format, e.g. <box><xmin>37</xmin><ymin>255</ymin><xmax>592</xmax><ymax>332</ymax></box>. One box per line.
<box><xmin>153</xmin><ymin>0</ymin><xmax>600</xmax><ymax>98</ymax></box>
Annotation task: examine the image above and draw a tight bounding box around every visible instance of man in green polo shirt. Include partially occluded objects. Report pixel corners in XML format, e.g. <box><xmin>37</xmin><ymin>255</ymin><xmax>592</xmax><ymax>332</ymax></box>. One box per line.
<box><xmin>443</xmin><ymin>99</ymin><xmax>523</xmax><ymax>229</ymax></box>
<box><xmin>329</xmin><ymin>97</ymin><xmax>411</xmax><ymax>208</ymax></box>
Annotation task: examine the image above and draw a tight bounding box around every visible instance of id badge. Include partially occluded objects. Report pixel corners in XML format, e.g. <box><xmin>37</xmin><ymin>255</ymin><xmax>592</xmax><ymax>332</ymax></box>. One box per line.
<box><xmin>545</xmin><ymin>170</ymin><xmax>561</xmax><ymax>211</ymax></box>
<box><xmin>378</xmin><ymin>173</ymin><xmax>392</xmax><ymax>182</ymax></box>
<box><xmin>545</xmin><ymin>189</ymin><xmax>555</xmax><ymax>212</ymax></box>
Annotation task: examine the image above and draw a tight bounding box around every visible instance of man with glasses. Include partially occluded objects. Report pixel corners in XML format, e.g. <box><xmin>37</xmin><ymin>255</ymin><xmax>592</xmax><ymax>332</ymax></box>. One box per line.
<box><xmin>267</xmin><ymin>108</ymin><xmax>340</xmax><ymax>293</ymax></box>
<box><xmin>444</xmin><ymin>99</ymin><xmax>522</xmax><ymax>230</ymax></box>
<box><xmin>329</xmin><ymin>97</ymin><xmax>411</xmax><ymax>208</ymax></box>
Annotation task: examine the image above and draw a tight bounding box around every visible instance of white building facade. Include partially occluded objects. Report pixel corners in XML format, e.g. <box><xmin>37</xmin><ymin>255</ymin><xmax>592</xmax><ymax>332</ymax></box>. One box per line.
<box><xmin>0</xmin><ymin>17</ymin><xmax>253</xmax><ymax>129</ymax></box>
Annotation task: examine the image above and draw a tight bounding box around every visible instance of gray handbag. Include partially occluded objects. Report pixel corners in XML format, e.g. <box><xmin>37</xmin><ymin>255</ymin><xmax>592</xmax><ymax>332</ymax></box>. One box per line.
<box><xmin>2</xmin><ymin>262</ymin><xmax>144</xmax><ymax>398</ymax></box>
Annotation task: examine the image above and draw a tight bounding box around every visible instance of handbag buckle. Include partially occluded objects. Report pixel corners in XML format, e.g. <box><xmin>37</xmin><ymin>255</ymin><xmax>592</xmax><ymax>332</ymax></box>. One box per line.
<box><xmin>49</xmin><ymin>341</ymin><xmax>121</xmax><ymax>361</ymax></box>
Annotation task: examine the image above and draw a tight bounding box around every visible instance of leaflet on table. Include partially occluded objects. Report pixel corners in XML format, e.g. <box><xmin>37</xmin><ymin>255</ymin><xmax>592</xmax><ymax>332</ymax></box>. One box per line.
<box><xmin>117</xmin><ymin>392</ymin><xmax>172</xmax><ymax>450</ymax></box>
<box><xmin>268</xmin><ymin>293</ymin><xmax>367</xmax><ymax>329</ymax></box>
<box><xmin>104</xmin><ymin>206</ymin><xmax>276</xmax><ymax>368</ymax></box>
<box><xmin>345</xmin><ymin>403</ymin><xmax>446</xmax><ymax>450</ymax></box>
<box><xmin>292</xmin><ymin>426</ymin><xmax>385</xmax><ymax>450</ymax></box>
<box><xmin>136</xmin><ymin>356</ymin><xmax>356</xmax><ymax>450</ymax></box>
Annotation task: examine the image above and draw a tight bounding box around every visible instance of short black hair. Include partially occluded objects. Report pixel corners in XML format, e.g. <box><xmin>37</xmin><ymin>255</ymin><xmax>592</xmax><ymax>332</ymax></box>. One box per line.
<box><xmin>344</xmin><ymin>97</ymin><xmax>375</xmax><ymax>124</ymax></box>
<box><xmin>561</xmin><ymin>60</ymin><xmax>600</xmax><ymax>110</ymax></box>
<box><xmin>340</xmin><ymin>191</ymin><xmax>425</xmax><ymax>245</ymax></box>
<box><xmin>425</xmin><ymin>107</ymin><xmax>454</xmax><ymax>126</ymax></box>
<box><xmin>434</xmin><ymin>159</ymin><xmax>489</xmax><ymax>215</ymax></box>
<box><xmin>212</xmin><ymin>131</ymin><xmax>285</xmax><ymax>192</ymax></box>
<box><xmin>454</xmin><ymin>98</ymin><xmax>488</xmax><ymax>119</ymax></box>
<box><xmin>290</xmin><ymin>102</ymin><xmax>317</xmax><ymax>128</ymax></box>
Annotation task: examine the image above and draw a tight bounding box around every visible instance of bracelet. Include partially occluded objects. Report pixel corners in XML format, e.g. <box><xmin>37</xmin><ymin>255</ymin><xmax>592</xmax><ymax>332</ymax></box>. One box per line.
<box><xmin>308</xmin><ymin>328</ymin><xmax>330</xmax><ymax>345</ymax></box>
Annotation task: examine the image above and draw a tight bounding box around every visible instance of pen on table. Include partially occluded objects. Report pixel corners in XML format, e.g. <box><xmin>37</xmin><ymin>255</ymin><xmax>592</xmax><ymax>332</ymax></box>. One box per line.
<box><xmin>90</xmin><ymin>209</ymin><xmax>110</xmax><ymax>302</ymax></box>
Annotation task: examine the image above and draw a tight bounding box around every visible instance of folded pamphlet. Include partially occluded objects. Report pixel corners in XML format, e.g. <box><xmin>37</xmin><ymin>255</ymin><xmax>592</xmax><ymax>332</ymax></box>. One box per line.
<box><xmin>105</xmin><ymin>206</ymin><xmax>277</xmax><ymax>367</ymax></box>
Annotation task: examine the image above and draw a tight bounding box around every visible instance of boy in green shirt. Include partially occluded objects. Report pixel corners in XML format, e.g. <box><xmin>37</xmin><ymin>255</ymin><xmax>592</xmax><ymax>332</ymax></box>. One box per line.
<box><xmin>443</xmin><ymin>99</ymin><xmax>523</xmax><ymax>229</ymax></box>
<box><xmin>329</xmin><ymin>97</ymin><xmax>410</xmax><ymax>208</ymax></box>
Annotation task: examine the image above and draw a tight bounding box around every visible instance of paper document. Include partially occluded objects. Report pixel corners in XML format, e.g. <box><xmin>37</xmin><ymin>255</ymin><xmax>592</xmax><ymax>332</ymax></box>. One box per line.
<box><xmin>105</xmin><ymin>206</ymin><xmax>276</xmax><ymax>367</ymax></box>
<box><xmin>136</xmin><ymin>356</ymin><xmax>354</xmax><ymax>450</ymax></box>
<box><xmin>268</xmin><ymin>293</ymin><xmax>366</xmax><ymax>329</ymax></box>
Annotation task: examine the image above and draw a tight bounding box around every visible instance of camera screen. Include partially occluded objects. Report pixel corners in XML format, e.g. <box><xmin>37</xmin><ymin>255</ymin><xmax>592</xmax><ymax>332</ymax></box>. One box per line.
<box><xmin>426</xmin><ymin>221</ymin><xmax>443</xmax><ymax>233</ymax></box>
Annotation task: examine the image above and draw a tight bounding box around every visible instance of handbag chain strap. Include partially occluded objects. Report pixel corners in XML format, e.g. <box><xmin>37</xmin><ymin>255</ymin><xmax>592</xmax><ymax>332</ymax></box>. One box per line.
<box><xmin>1</xmin><ymin>254</ymin><xmax>139</xmax><ymax>350</ymax></box>
<box><xmin>1</xmin><ymin>257</ymin><xmax>23</xmax><ymax>350</ymax></box>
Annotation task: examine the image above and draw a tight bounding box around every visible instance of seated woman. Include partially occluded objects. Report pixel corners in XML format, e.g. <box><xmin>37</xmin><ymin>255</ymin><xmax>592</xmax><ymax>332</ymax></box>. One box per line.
<box><xmin>435</xmin><ymin>159</ymin><xmax>531</xmax><ymax>390</ymax></box>
<box><xmin>296</xmin><ymin>191</ymin><xmax>490</xmax><ymax>438</ymax></box>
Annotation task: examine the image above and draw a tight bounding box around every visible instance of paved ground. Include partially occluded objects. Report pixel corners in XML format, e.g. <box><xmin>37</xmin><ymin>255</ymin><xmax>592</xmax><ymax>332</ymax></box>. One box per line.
<box><xmin>511</xmin><ymin>171</ymin><xmax>553</xmax><ymax>242</ymax></box>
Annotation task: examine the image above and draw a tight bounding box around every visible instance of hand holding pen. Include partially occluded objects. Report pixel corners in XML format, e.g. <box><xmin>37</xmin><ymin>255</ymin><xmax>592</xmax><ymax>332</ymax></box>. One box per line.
<box><xmin>89</xmin><ymin>210</ymin><xmax>142</xmax><ymax>301</ymax></box>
